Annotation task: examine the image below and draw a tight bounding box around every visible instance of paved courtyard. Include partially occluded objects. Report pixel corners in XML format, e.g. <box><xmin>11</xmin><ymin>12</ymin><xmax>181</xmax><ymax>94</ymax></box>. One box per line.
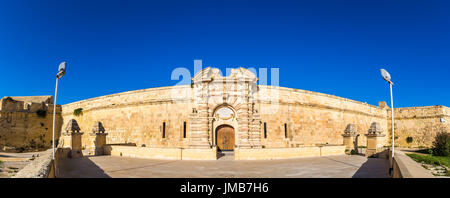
<box><xmin>57</xmin><ymin>154</ymin><xmax>390</xmax><ymax>178</ymax></box>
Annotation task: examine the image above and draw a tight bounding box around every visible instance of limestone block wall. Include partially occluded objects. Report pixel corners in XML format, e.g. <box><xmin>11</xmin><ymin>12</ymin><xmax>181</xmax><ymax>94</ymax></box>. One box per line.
<box><xmin>60</xmin><ymin>84</ymin><xmax>448</xmax><ymax>151</ymax></box>
<box><xmin>0</xmin><ymin>98</ymin><xmax>63</xmax><ymax>151</ymax></box>
<box><xmin>62</xmin><ymin>86</ymin><xmax>193</xmax><ymax>149</ymax></box>
<box><xmin>105</xmin><ymin>146</ymin><xmax>182</xmax><ymax>160</ymax></box>
<box><xmin>388</xmin><ymin>106</ymin><xmax>450</xmax><ymax>148</ymax></box>
<box><xmin>257</xmin><ymin>86</ymin><xmax>388</xmax><ymax>148</ymax></box>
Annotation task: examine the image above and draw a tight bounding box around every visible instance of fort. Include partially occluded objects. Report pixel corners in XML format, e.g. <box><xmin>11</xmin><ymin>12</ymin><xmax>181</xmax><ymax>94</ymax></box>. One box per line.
<box><xmin>1</xmin><ymin>68</ymin><xmax>449</xmax><ymax>160</ymax></box>
<box><xmin>0</xmin><ymin>96</ymin><xmax>62</xmax><ymax>152</ymax></box>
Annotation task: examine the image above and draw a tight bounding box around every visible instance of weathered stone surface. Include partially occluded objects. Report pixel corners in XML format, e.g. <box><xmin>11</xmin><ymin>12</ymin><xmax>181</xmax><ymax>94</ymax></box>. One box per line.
<box><xmin>58</xmin><ymin>68</ymin><xmax>449</xmax><ymax>152</ymax></box>
<box><xmin>12</xmin><ymin>149</ymin><xmax>52</xmax><ymax>178</ymax></box>
<box><xmin>2</xmin><ymin>68</ymin><xmax>448</xmax><ymax>160</ymax></box>
<box><xmin>368</xmin><ymin>122</ymin><xmax>384</xmax><ymax>136</ymax></box>
<box><xmin>0</xmin><ymin>96</ymin><xmax>62</xmax><ymax>151</ymax></box>
<box><xmin>91</xmin><ymin>121</ymin><xmax>105</xmax><ymax>133</ymax></box>
<box><xmin>64</xmin><ymin>119</ymin><xmax>81</xmax><ymax>134</ymax></box>
<box><xmin>387</xmin><ymin>106</ymin><xmax>450</xmax><ymax>148</ymax></box>
<box><xmin>343</xmin><ymin>124</ymin><xmax>357</xmax><ymax>136</ymax></box>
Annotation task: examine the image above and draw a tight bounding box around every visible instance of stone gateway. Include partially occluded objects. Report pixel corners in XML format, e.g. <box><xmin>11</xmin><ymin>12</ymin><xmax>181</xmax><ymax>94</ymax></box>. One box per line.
<box><xmin>216</xmin><ymin>125</ymin><xmax>235</xmax><ymax>151</ymax></box>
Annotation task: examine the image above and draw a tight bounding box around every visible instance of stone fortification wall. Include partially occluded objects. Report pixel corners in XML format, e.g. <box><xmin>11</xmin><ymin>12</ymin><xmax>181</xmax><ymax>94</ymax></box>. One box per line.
<box><xmin>257</xmin><ymin>86</ymin><xmax>388</xmax><ymax>148</ymax></box>
<box><xmin>61</xmin><ymin>85</ymin><xmax>193</xmax><ymax>149</ymax></box>
<box><xmin>61</xmin><ymin>85</ymin><xmax>393</xmax><ymax>150</ymax></box>
<box><xmin>3</xmin><ymin>82</ymin><xmax>447</xmax><ymax>155</ymax></box>
<box><xmin>0</xmin><ymin>97</ymin><xmax>63</xmax><ymax>152</ymax></box>
<box><xmin>60</xmin><ymin>83</ymin><xmax>449</xmax><ymax>150</ymax></box>
<box><xmin>388</xmin><ymin>105</ymin><xmax>449</xmax><ymax>148</ymax></box>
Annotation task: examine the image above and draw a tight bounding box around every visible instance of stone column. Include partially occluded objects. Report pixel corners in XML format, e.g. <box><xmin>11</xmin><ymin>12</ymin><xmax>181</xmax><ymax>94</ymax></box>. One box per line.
<box><xmin>91</xmin><ymin>121</ymin><xmax>108</xmax><ymax>155</ymax></box>
<box><xmin>342</xmin><ymin>124</ymin><xmax>357</xmax><ymax>154</ymax></box>
<box><xmin>236</xmin><ymin>102</ymin><xmax>252</xmax><ymax>149</ymax></box>
<box><xmin>188</xmin><ymin>80</ymin><xmax>213</xmax><ymax>149</ymax></box>
<box><xmin>189</xmin><ymin>106</ymin><xmax>211</xmax><ymax>148</ymax></box>
<box><xmin>365</xmin><ymin>122</ymin><xmax>386</xmax><ymax>157</ymax></box>
<box><xmin>63</xmin><ymin>119</ymin><xmax>84</xmax><ymax>158</ymax></box>
<box><xmin>249</xmin><ymin>105</ymin><xmax>262</xmax><ymax>148</ymax></box>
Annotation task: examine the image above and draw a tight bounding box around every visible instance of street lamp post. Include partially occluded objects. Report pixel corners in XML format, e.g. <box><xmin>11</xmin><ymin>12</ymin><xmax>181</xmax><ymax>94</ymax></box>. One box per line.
<box><xmin>52</xmin><ymin>62</ymin><xmax>66</xmax><ymax>160</ymax></box>
<box><xmin>380</xmin><ymin>69</ymin><xmax>395</xmax><ymax>166</ymax></box>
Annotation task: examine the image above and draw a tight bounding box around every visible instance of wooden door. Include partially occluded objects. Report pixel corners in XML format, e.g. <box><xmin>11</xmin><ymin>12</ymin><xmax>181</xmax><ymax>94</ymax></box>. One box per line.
<box><xmin>216</xmin><ymin>125</ymin><xmax>235</xmax><ymax>151</ymax></box>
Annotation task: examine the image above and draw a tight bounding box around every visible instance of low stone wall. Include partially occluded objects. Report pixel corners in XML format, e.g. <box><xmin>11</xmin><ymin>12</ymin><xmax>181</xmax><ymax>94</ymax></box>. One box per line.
<box><xmin>235</xmin><ymin>145</ymin><xmax>345</xmax><ymax>160</ymax></box>
<box><xmin>390</xmin><ymin>150</ymin><xmax>434</xmax><ymax>178</ymax></box>
<box><xmin>104</xmin><ymin>145</ymin><xmax>345</xmax><ymax>160</ymax></box>
<box><xmin>12</xmin><ymin>149</ymin><xmax>53</xmax><ymax>178</ymax></box>
<box><xmin>181</xmin><ymin>147</ymin><xmax>217</xmax><ymax>160</ymax></box>
<box><xmin>50</xmin><ymin>148</ymin><xmax>71</xmax><ymax>178</ymax></box>
<box><xmin>320</xmin><ymin>145</ymin><xmax>346</xmax><ymax>156</ymax></box>
<box><xmin>12</xmin><ymin>148</ymin><xmax>70</xmax><ymax>178</ymax></box>
<box><xmin>104</xmin><ymin>145</ymin><xmax>181</xmax><ymax>160</ymax></box>
<box><xmin>104</xmin><ymin>145</ymin><xmax>218</xmax><ymax>160</ymax></box>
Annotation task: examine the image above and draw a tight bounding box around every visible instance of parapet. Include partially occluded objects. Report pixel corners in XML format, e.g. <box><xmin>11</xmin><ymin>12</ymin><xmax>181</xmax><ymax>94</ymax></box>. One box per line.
<box><xmin>0</xmin><ymin>96</ymin><xmax>61</xmax><ymax>114</ymax></box>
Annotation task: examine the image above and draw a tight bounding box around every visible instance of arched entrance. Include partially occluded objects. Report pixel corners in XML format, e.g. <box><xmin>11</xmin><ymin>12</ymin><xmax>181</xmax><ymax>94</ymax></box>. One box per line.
<box><xmin>215</xmin><ymin>124</ymin><xmax>235</xmax><ymax>151</ymax></box>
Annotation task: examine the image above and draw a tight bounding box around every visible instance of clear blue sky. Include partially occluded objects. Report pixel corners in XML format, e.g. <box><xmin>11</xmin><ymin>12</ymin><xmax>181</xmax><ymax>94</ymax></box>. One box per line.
<box><xmin>0</xmin><ymin>0</ymin><xmax>449</xmax><ymax>107</ymax></box>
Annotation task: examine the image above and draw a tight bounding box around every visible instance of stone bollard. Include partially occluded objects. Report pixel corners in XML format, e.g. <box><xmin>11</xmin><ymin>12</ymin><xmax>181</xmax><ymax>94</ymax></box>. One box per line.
<box><xmin>365</xmin><ymin>122</ymin><xmax>386</xmax><ymax>157</ymax></box>
<box><xmin>342</xmin><ymin>124</ymin><xmax>357</xmax><ymax>154</ymax></box>
<box><xmin>91</xmin><ymin>121</ymin><xmax>108</xmax><ymax>155</ymax></box>
<box><xmin>63</xmin><ymin>119</ymin><xmax>84</xmax><ymax>158</ymax></box>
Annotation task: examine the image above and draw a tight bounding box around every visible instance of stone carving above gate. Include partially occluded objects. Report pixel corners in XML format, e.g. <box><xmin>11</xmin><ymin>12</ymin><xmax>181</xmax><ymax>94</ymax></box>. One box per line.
<box><xmin>215</xmin><ymin>106</ymin><xmax>235</xmax><ymax>120</ymax></box>
<box><xmin>192</xmin><ymin>67</ymin><xmax>257</xmax><ymax>83</ymax></box>
<box><xmin>188</xmin><ymin>67</ymin><xmax>262</xmax><ymax>149</ymax></box>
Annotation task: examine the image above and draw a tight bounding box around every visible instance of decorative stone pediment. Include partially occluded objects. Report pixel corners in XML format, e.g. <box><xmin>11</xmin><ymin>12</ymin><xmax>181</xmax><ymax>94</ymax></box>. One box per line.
<box><xmin>215</xmin><ymin>106</ymin><xmax>235</xmax><ymax>120</ymax></box>
<box><xmin>92</xmin><ymin>121</ymin><xmax>105</xmax><ymax>133</ymax></box>
<box><xmin>64</xmin><ymin>119</ymin><xmax>81</xmax><ymax>134</ymax></box>
<box><xmin>192</xmin><ymin>67</ymin><xmax>257</xmax><ymax>83</ymax></box>
<box><xmin>342</xmin><ymin>124</ymin><xmax>357</xmax><ymax>137</ymax></box>
<box><xmin>367</xmin><ymin>122</ymin><xmax>385</xmax><ymax>136</ymax></box>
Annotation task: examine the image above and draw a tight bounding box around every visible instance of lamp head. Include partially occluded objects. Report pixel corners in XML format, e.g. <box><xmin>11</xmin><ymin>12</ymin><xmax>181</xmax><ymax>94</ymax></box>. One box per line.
<box><xmin>57</xmin><ymin>62</ymin><xmax>66</xmax><ymax>78</ymax></box>
<box><xmin>380</xmin><ymin>69</ymin><xmax>391</xmax><ymax>83</ymax></box>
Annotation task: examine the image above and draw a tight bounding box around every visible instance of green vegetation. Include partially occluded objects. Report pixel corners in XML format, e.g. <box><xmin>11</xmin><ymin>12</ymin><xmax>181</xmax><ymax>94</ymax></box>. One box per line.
<box><xmin>36</xmin><ymin>109</ymin><xmax>47</xmax><ymax>118</ymax></box>
<box><xmin>73</xmin><ymin>108</ymin><xmax>83</xmax><ymax>116</ymax></box>
<box><xmin>415</xmin><ymin>148</ymin><xmax>434</xmax><ymax>155</ymax></box>
<box><xmin>407</xmin><ymin>133</ymin><xmax>450</xmax><ymax>176</ymax></box>
<box><xmin>406</xmin><ymin>153</ymin><xmax>450</xmax><ymax>168</ymax></box>
<box><xmin>350</xmin><ymin>149</ymin><xmax>357</xmax><ymax>155</ymax></box>
<box><xmin>432</xmin><ymin>132</ymin><xmax>450</xmax><ymax>156</ymax></box>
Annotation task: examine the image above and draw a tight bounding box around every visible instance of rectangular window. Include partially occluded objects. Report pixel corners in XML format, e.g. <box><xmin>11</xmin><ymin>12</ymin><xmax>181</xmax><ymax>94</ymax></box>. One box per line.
<box><xmin>162</xmin><ymin>122</ymin><xmax>166</xmax><ymax>138</ymax></box>
<box><xmin>264</xmin><ymin>122</ymin><xmax>267</xmax><ymax>139</ymax></box>
<box><xmin>183</xmin><ymin>121</ymin><xmax>187</xmax><ymax>138</ymax></box>
<box><xmin>284</xmin><ymin>123</ymin><xmax>288</xmax><ymax>139</ymax></box>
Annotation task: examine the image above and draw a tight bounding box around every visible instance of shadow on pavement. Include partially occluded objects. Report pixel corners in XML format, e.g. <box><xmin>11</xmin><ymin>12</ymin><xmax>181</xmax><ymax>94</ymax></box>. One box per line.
<box><xmin>57</xmin><ymin>157</ymin><xmax>110</xmax><ymax>178</ymax></box>
<box><xmin>352</xmin><ymin>158</ymin><xmax>390</xmax><ymax>178</ymax></box>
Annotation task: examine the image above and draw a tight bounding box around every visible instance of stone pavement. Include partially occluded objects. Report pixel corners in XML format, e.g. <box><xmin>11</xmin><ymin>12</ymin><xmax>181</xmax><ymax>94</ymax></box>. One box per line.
<box><xmin>57</xmin><ymin>154</ymin><xmax>390</xmax><ymax>178</ymax></box>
